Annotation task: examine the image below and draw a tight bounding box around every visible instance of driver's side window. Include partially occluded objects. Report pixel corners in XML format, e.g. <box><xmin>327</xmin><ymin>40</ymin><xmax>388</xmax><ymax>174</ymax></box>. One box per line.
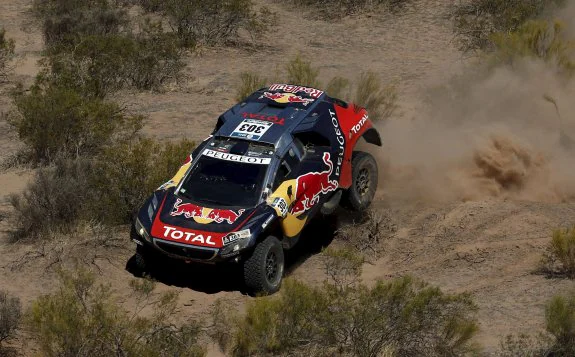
<box><xmin>272</xmin><ymin>144</ymin><xmax>302</xmax><ymax>190</ymax></box>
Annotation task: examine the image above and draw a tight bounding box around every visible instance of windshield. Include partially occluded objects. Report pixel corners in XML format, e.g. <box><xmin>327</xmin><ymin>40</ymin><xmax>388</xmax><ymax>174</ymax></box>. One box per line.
<box><xmin>178</xmin><ymin>153</ymin><xmax>269</xmax><ymax>208</ymax></box>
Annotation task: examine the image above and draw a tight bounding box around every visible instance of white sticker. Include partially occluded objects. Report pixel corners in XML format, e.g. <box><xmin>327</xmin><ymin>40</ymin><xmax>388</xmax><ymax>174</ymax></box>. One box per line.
<box><xmin>230</xmin><ymin>119</ymin><xmax>273</xmax><ymax>141</ymax></box>
<box><xmin>271</xmin><ymin>197</ymin><xmax>289</xmax><ymax>217</ymax></box>
<box><xmin>202</xmin><ymin>149</ymin><xmax>271</xmax><ymax>165</ymax></box>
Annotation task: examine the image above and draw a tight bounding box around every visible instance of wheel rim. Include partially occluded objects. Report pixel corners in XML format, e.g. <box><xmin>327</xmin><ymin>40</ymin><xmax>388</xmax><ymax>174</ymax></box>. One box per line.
<box><xmin>356</xmin><ymin>168</ymin><xmax>371</xmax><ymax>196</ymax></box>
<box><xmin>265</xmin><ymin>251</ymin><xmax>279</xmax><ymax>283</ymax></box>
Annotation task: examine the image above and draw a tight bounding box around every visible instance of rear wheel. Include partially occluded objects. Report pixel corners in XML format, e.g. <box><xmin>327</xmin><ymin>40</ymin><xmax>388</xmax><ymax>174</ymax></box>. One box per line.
<box><xmin>243</xmin><ymin>236</ymin><xmax>284</xmax><ymax>295</ymax></box>
<box><xmin>342</xmin><ymin>151</ymin><xmax>378</xmax><ymax>211</ymax></box>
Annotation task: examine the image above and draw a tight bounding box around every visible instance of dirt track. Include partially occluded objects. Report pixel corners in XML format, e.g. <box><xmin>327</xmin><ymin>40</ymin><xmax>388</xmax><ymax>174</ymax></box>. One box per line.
<box><xmin>1</xmin><ymin>0</ymin><xmax>575</xmax><ymax>355</ymax></box>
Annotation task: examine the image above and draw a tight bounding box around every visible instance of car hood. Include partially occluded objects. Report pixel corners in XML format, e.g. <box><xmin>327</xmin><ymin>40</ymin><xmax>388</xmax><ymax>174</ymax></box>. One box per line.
<box><xmin>149</xmin><ymin>190</ymin><xmax>261</xmax><ymax>248</ymax></box>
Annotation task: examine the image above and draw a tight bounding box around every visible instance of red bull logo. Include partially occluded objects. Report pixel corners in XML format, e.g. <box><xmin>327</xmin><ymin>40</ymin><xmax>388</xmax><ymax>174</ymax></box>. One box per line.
<box><xmin>170</xmin><ymin>199</ymin><xmax>245</xmax><ymax>224</ymax></box>
<box><xmin>291</xmin><ymin>152</ymin><xmax>339</xmax><ymax>215</ymax></box>
<box><xmin>262</xmin><ymin>92</ymin><xmax>315</xmax><ymax>105</ymax></box>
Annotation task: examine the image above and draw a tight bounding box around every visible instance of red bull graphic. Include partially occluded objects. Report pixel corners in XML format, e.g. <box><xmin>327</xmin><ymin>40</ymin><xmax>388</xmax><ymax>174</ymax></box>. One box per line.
<box><xmin>206</xmin><ymin>207</ymin><xmax>246</xmax><ymax>224</ymax></box>
<box><xmin>262</xmin><ymin>92</ymin><xmax>315</xmax><ymax>106</ymax></box>
<box><xmin>291</xmin><ymin>152</ymin><xmax>339</xmax><ymax>215</ymax></box>
<box><xmin>170</xmin><ymin>199</ymin><xmax>245</xmax><ymax>224</ymax></box>
<box><xmin>268</xmin><ymin>84</ymin><xmax>324</xmax><ymax>99</ymax></box>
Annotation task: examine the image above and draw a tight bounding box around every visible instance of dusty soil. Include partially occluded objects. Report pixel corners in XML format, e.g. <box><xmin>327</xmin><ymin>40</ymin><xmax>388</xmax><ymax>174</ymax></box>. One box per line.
<box><xmin>1</xmin><ymin>0</ymin><xmax>574</xmax><ymax>355</ymax></box>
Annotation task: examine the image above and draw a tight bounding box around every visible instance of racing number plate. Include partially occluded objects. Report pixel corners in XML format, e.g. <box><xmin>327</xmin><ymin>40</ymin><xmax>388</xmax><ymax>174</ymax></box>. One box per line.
<box><xmin>230</xmin><ymin>119</ymin><xmax>273</xmax><ymax>141</ymax></box>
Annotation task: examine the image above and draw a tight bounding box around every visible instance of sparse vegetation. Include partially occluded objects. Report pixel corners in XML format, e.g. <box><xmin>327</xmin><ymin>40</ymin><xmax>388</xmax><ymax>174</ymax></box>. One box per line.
<box><xmin>90</xmin><ymin>138</ymin><xmax>195</xmax><ymax>224</ymax></box>
<box><xmin>289</xmin><ymin>0</ymin><xmax>411</xmax><ymax>19</ymax></box>
<box><xmin>237</xmin><ymin>55</ymin><xmax>398</xmax><ymax>121</ymax></box>
<box><xmin>27</xmin><ymin>268</ymin><xmax>205</xmax><ymax>357</ymax></box>
<box><xmin>285</xmin><ymin>54</ymin><xmax>321</xmax><ymax>88</ymax></box>
<box><xmin>498</xmin><ymin>292</ymin><xmax>575</xmax><ymax>357</ymax></box>
<box><xmin>235</xmin><ymin>72</ymin><xmax>267</xmax><ymax>101</ymax></box>
<box><xmin>32</xmin><ymin>0</ymin><xmax>130</xmax><ymax>52</ymax></box>
<box><xmin>213</xmin><ymin>248</ymin><xmax>478</xmax><ymax>357</ymax></box>
<box><xmin>7</xmin><ymin>85</ymin><xmax>142</xmax><ymax>163</ymax></box>
<box><xmin>542</xmin><ymin>227</ymin><xmax>575</xmax><ymax>278</ymax></box>
<box><xmin>546</xmin><ymin>293</ymin><xmax>575</xmax><ymax>356</ymax></box>
<box><xmin>9</xmin><ymin>139</ymin><xmax>195</xmax><ymax>240</ymax></box>
<box><xmin>490</xmin><ymin>20</ymin><xmax>575</xmax><ymax>72</ymax></box>
<box><xmin>336</xmin><ymin>210</ymin><xmax>397</xmax><ymax>261</ymax></box>
<box><xmin>138</xmin><ymin>0</ymin><xmax>263</xmax><ymax>47</ymax></box>
<box><xmin>452</xmin><ymin>0</ymin><xmax>565</xmax><ymax>53</ymax></box>
<box><xmin>0</xmin><ymin>291</ymin><xmax>21</xmax><ymax>348</ymax></box>
<box><xmin>0</xmin><ymin>28</ymin><xmax>15</xmax><ymax>81</ymax></box>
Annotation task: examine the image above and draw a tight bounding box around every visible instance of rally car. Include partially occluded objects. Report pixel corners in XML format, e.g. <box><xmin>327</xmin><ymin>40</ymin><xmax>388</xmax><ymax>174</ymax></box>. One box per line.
<box><xmin>131</xmin><ymin>84</ymin><xmax>382</xmax><ymax>294</ymax></box>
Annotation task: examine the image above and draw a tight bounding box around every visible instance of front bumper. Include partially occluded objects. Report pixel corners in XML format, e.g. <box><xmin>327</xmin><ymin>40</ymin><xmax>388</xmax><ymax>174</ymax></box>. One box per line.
<box><xmin>130</xmin><ymin>225</ymin><xmax>250</xmax><ymax>263</ymax></box>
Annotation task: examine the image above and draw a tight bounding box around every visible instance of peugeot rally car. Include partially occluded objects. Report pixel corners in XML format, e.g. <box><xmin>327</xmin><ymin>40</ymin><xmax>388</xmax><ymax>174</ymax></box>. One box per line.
<box><xmin>131</xmin><ymin>84</ymin><xmax>382</xmax><ymax>294</ymax></box>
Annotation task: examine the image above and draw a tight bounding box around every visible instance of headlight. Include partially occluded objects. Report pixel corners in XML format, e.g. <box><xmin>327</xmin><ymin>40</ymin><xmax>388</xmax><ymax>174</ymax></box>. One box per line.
<box><xmin>134</xmin><ymin>218</ymin><xmax>151</xmax><ymax>242</ymax></box>
<box><xmin>220</xmin><ymin>229</ymin><xmax>252</xmax><ymax>257</ymax></box>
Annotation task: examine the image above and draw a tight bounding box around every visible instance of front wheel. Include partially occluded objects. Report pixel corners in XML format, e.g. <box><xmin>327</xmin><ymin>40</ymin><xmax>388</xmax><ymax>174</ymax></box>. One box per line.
<box><xmin>243</xmin><ymin>236</ymin><xmax>284</xmax><ymax>295</ymax></box>
<box><xmin>341</xmin><ymin>151</ymin><xmax>378</xmax><ymax>211</ymax></box>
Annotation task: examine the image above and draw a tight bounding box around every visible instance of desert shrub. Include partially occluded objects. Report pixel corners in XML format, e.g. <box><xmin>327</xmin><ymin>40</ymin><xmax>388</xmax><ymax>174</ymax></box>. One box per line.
<box><xmin>0</xmin><ymin>28</ymin><xmax>15</xmax><ymax>81</ymax></box>
<box><xmin>289</xmin><ymin>0</ymin><xmax>410</xmax><ymax>19</ymax></box>
<box><xmin>90</xmin><ymin>138</ymin><xmax>195</xmax><ymax>224</ymax></box>
<box><xmin>353</xmin><ymin>71</ymin><xmax>397</xmax><ymax>122</ymax></box>
<box><xmin>9</xmin><ymin>138</ymin><xmax>195</xmax><ymax>239</ymax></box>
<box><xmin>322</xmin><ymin>246</ymin><xmax>364</xmax><ymax>289</ymax></box>
<box><xmin>7</xmin><ymin>85</ymin><xmax>142</xmax><ymax>163</ymax></box>
<box><xmin>236</xmin><ymin>56</ymin><xmax>398</xmax><ymax>121</ymax></box>
<box><xmin>498</xmin><ymin>334</ymin><xmax>550</xmax><ymax>357</ymax></box>
<box><xmin>285</xmin><ymin>54</ymin><xmax>320</xmax><ymax>88</ymax></box>
<box><xmin>44</xmin><ymin>24</ymin><xmax>184</xmax><ymax>97</ymax></box>
<box><xmin>9</xmin><ymin>159</ymin><xmax>95</xmax><ymax>240</ymax></box>
<box><xmin>215</xmin><ymin>274</ymin><xmax>478</xmax><ymax>357</ymax></box>
<box><xmin>490</xmin><ymin>20</ymin><xmax>575</xmax><ymax>72</ymax></box>
<box><xmin>542</xmin><ymin>227</ymin><xmax>575</xmax><ymax>278</ymax></box>
<box><xmin>325</xmin><ymin>76</ymin><xmax>351</xmax><ymax>99</ymax></box>
<box><xmin>0</xmin><ymin>291</ymin><xmax>21</xmax><ymax>347</ymax></box>
<box><xmin>27</xmin><ymin>268</ymin><xmax>206</xmax><ymax>357</ymax></box>
<box><xmin>235</xmin><ymin>72</ymin><xmax>267</xmax><ymax>101</ymax></box>
<box><xmin>161</xmin><ymin>0</ymin><xmax>257</xmax><ymax>47</ymax></box>
<box><xmin>545</xmin><ymin>293</ymin><xmax>575</xmax><ymax>356</ymax></box>
<box><xmin>452</xmin><ymin>0</ymin><xmax>564</xmax><ymax>52</ymax></box>
<box><xmin>32</xmin><ymin>0</ymin><xmax>129</xmax><ymax>52</ymax></box>
<box><xmin>336</xmin><ymin>210</ymin><xmax>397</xmax><ymax>261</ymax></box>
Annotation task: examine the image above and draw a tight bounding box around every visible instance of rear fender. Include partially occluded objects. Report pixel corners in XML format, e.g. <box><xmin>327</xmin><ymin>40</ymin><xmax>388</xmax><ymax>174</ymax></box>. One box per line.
<box><xmin>333</xmin><ymin>104</ymin><xmax>379</xmax><ymax>188</ymax></box>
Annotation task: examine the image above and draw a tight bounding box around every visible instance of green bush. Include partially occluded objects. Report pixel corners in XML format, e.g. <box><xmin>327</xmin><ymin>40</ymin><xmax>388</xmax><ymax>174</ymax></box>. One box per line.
<box><xmin>285</xmin><ymin>54</ymin><xmax>320</xmax><ymax>88</ymax></box>
<box><xmin>235</xmin><ymin>72</ymin><xmax>267</xmax><ymax>102</ymax></box>
<box><xmin>9</xmin><ymin>159</ymin><xmax>94</xmax><ymax>240</ymax></box>
<box><xmin>161</xmin><ymin>0</ymin><xmax>257</xmax><ymax>47</ymax></box>
<box><xmin>542</xmin><ymin>227</ymin><xmax>575</xmax><ymax>278</ymax></box>
<box><xmin>32</xmin><ymin>0</ymin><xmax>130</xmax><ymax>52</ymax></box>
<box><xmin>7</xmin><ymin>85</ymin><xmax>142</xmax><ymax>163</ymax></box>
<box><xmin>353</xmin><ymin>71</ymin><xmax>397</xmax><ymax>122</ymax></box>
<box><xmin>490</xmin><ymin>20</ymin><xmax>575</xmax><ymax>72</ymax></box>
<box><xmin>27</xmin><ymin>268</ymin><xmax>206</xmax><ymax>357</ymax></box>
<box><xmin>452</xmin><ymin>0</ymin><xmax>564</xmax><ymax>52</ymax></box>
<box><xmin>90</xmin><ymin>138</ymin><xmax>196</xmax><ymax>224</ymax></box>
<box><xmin>44</xmin><ymin>24</ymin><xmax>184</xmax><ymax>97</ymax></box>
<box><xmin>0</xmin><ymin>28</ymin><xmax>15</xmax><ymax>81</ymax></box>
<box><xmin>9</xmin><ymin>139</ymin><xmax>195</xmax><ymax>240</ymax></box>
<box><xmin>0</xmin><ymin>291</ymin><xmax>21</xmax><ymax>348</ymax></box>
<box><xmin>546</xmin><ymin>294</ymin><xmax>575</xmax><ymax>355</ymax></box>
<box><xmin>214</xmin><ymin>275</ymin><xmax>478</xmax><ymax>356</ymax></box>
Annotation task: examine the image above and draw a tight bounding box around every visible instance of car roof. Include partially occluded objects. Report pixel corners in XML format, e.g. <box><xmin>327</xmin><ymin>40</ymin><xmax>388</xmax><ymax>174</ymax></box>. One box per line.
<box><xmin>214</xmin><ymin>84</ymin><xmax>337</xmax><ymax>153</ymax></box>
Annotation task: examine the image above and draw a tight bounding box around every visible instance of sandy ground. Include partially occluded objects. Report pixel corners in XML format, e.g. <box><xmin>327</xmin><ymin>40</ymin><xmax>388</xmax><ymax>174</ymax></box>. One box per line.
<box><xmin>1</xmin><ymin>0</ymin><xmax>575</xmax><ymax>355</ymax></box>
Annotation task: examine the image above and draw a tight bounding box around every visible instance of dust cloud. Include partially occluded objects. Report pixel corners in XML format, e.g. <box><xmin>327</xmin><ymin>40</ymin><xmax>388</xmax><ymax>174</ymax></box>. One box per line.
<box><xmin>378</xmin><ymin>51</ymin><xmax>575</xmax><ymax>204</ymax></box>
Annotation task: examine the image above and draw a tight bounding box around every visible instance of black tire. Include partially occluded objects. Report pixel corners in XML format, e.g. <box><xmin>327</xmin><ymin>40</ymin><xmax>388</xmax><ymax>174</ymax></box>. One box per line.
<box><xmin>133</xmin><ymin>245</ymin><xmax>150</xmax><ymax>275</ymax></box>
<box><xmin>243</xmin><ymin>236</ymin><xmax>284</xmax><ymax>295</ymax></box>
<box><xmin>341</xmin><ymin>151</ymin><xmax>378</xmax><ymax>211</ymax></box>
